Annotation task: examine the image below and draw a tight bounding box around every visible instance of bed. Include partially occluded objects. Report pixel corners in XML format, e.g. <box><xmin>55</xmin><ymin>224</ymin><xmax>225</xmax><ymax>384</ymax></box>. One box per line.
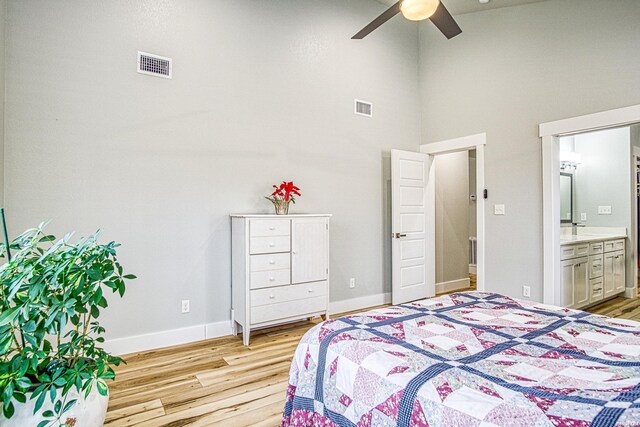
<box><xmin>282</xmin><ymin>292</ymin><xmax>640</xmax><ymax>426</ymax></box>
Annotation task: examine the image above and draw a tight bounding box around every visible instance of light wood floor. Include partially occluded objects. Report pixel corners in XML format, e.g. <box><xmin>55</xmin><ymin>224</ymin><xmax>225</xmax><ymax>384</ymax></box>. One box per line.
<box><xmin>105</xmin><ymin>291</ymin><xmax>635</xmax><ymax>427</ymax></box>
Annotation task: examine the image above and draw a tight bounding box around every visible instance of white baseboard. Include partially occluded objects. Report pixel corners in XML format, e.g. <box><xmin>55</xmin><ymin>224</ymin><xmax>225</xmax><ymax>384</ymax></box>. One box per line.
<box><xmin>104</xmin><ymin>320</ymin><xmax>232</xmax><ymax>356</ymax></box>
<box><xmin>436</xmin><ymin>278</ymin><xmax>471</xmax><ymax>294</ymax></box>
<box><xmin>329</xmin><ymin>292</ymin><xmax>391</xmax><ymax>315</ymax></box>
<box><xmin>469</xmin><ymin>265</ymin><xmax>477</xmax><ymax>274</ymax></box>
<box><xmin>106</xmin><ymin>293</ymin><xmax>396</xmax><ymax>355</ymax></box>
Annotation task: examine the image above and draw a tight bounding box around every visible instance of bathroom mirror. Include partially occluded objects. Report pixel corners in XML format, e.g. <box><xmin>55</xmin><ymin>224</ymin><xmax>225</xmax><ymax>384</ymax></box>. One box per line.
<box><xmin>560</xmin><ymin>172</ymin><xmax>573</xmax><ymax>224</ymax></box>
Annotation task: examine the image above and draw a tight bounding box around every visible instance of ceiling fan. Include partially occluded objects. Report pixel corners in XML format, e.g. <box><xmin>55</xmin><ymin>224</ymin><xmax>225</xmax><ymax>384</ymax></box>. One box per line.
<box><xmin>352</xmin><ymin>0</ymin><xmax>462</xmax><ymax>40</ymax></box>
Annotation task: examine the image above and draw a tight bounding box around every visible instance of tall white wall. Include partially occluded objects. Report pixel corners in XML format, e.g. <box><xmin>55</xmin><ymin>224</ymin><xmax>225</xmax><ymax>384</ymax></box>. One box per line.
<box><xmin>419</xmin><ymin>0</ymin><xmax>640</xmax><ymax>301</ymax></box>
<box><xmin>0</xmin><ymin>0</ymin><xmax>5</xmax><ymax>206</ymax></box>
<box><xmin>4</xmin><ymin>0</ymin><xmax>421</xmax><ymax>341</ymax></box>
<box><xmin>434</xmin><ymin>151</ymin><xmax>469</xmax><ymax>285</ymax></box>
<box><xmin>574</xmin><ymin>128</ymin><xmax>631</xmax><ymax>229</ymax></box>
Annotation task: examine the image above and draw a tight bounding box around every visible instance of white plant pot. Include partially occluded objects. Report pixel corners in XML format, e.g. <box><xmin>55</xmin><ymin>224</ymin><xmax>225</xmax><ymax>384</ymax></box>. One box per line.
<box><xmin>0</xmin><ymin>381</ymin><xmax>109</xmax><ymax>427</ymax></box>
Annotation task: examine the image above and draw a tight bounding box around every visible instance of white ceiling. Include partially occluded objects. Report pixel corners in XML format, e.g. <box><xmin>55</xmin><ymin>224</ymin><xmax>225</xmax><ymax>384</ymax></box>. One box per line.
<box><xmin>376</xmin><ymin>0</ymin><xmax>548</xmax><ymax>16</ymax></box>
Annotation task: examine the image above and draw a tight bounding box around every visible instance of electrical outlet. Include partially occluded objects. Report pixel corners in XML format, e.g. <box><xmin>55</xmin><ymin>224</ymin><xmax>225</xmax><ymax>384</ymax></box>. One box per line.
<box><xmin>349</xmin><ymin>278</ymin><xmax>356</xmax><ymax>289</ymax></box>
<box><xmin>581</xmin><ymin>212</ymin><xmax>587</xmax><ymax>221</ymax></box>
<box><xmin>181</xmin><ymin>300</ymin><xmax>190</xmax><ymax>314</ymax></box>
<box><xmin>494</xmin><ymin>204</ymin><xmax>505</xmax><ymax>215</ymax></box>
<box><xmin>598</xmin><ymin>206</ymin><xmax>612</xmax><ymax>215</ymax></box>
<box><xmin>522</xmin><ymin>286</ymin><xmax>531</xmax><ymax>298</ymax></box>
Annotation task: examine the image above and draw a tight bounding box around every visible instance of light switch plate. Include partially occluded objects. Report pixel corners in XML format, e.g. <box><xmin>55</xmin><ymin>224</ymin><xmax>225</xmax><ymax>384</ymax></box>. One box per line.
<box><xmin>581</xmin><ymin>212</ymin><xmax>587</xmax><ymax>221</ymax></box>
<box><xmin>598</xmin><ymin>206</ymin><xmax>612</xmax><ymax>215</ymax></box>
<box><xmin>494</xmin><ymin>204</ymin><xmax>505</xmax><ymax>215</ymax></box>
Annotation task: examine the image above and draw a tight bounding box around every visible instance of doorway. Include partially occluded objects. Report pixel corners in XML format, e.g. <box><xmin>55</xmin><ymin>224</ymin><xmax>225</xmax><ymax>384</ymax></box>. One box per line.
<box><xmin>540</xmin><ymin>104</ymin><xmax>640</xmax><ymax>305</ymax></box>
<box><xmin>391</xmin><ymin>133</ymin><xmax>486</xmax><ymax>305</ymax></box>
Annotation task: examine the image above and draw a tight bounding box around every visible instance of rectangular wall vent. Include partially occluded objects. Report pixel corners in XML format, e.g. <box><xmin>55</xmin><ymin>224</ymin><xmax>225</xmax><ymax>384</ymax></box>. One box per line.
<box><xmin>137</xmin><ymin>51</ymin><xmax>172</xmax><ymax>79</ymax></box>
<box><xmin>354</xmin><ymin>99</ymin><xmax>373</xmax><ymax>117</ymax></box>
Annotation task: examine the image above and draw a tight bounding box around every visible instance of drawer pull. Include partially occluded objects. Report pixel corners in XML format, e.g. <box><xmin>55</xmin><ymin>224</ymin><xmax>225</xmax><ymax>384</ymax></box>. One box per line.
<box><xmin>269</xmin><ymin>294</ymin><xmax>275</xmax><ymax>299</ymax></box>
<box><xmin>269</xmin><ymin>277</ymin><xmax>275</xmax><ymax>282</ymax></box>
<box><xmin>292</xmin><ymin>250</ymin><xmax>297</xmax><ymax>255</ymax></box>
<box><xmin>308</xmin><ymin>289</ymin><xmax>314</xmax><ymax>293</ymax></box>
<box><xmin>269</xmin><ymin>243</ymin><xmax>275</xmax><ymax>247</ymax></box>
<box><xmin>269</xmin><ymin>226</ymin><xmax>276</xmax><ymax>230</ymax></box>
<box><xmin>593</xmin><ymin>288</ymin><xmax>602</xmax><ymax>292</ymax></box>
<box><xmin>269</xmin><ymin>260</ymin><xmax>276</xmax><ymax>264</ymax></box>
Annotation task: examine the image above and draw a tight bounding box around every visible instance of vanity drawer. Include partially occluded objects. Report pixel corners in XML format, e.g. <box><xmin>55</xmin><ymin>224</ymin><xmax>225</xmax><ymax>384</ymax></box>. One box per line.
<box><xmin>589</xmin><ymin>242</ymin><xmax>604</xmax><ymax>255</ymax></box>
<box><xmin>249</xmin><ymin>236</ymin><xmax>290</xmax><ymax>254</ymax></box>
<box><xmin>250</xmin><ymin>219</ymin><xmax>290</xmax><ymax>237</ymax></box>
<box><xmin>250</xmin><ymin>295</ymin><xmax>327</xmax><ymax>325</ymax></box>
<box><xmin>250</xmin><ymin>253</ymin><xmax>290</xmax><ymax>272</ymax></box>
<box><xmin>589</xmin><ymin>254</ymin><xmax>604</xmax><ymax>278</ymax></box>
<box><xmin>590</xmin><ymin>277</ymin><xmax>604</xmax><ymax>304</ymax></box>
<box><xmin>250</xmin><ymin>281</ymin><xmax>327</xmax><ymax>308</ymax></box>
<box><xmin>561</xmin><ymin>244</ymin><xmax>590</xmax><ymax>260</ymax></box>
<box><xmin>250</xmin><ymin>269</ymin><xmax>290</xmax><ymax>289</ymax></box>
<box><xmin>604</xmin><ymin>239</ymin><xmax>625</xmax><ymax>253</ymax></box>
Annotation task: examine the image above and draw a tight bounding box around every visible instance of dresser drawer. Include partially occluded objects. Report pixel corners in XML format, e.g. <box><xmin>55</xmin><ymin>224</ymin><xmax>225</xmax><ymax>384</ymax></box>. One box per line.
<box><xmin>250</xmin><ymin>253</ymin><xmax>290</xmax><ymax>272</ymax></box>
<box><xmin>250</xmin><ymin>281</ymin><xmax>327</xmax><ymax>307</ymax></box>
<box><xmin>561</xmin><ymin>244</ymin><xmax>590</xmax><ymax>260</ymax></box>
<box><xmin>251</xmin><ymin>295</ymin><xmax>327</xmax><ymax>324</ymax></box>
<box><xmin>590</xmin><ymin>277</ymin><xmax>604</xmax><ymax>304</ymax></box>
<box><xmin>250</xmin><ymin>219</ymin><xmax>290</xmax><ymax>237</ymax></box>
<box><xmin>589</xmin><ymin>254</ymin><xmax>604</xmax><ymax>278</ymax></box>
<box><xmin>589</xmin><ymin>242</ymin><xmax>604</xmax><ymax>255</ymax></box>
<box><xmin>604</xmin><ymin>239</ymin><xmax>625</xmax><ymax>253</ymax></box>
<box><xmin>250</xmin><ymin>269</ymin><xmax>290</xmax><ymax>289</ymax></box>
<box><xmin>249</xmin><ymin>236</ymin><xmax>290</xmax><ymax>254</ymax></box>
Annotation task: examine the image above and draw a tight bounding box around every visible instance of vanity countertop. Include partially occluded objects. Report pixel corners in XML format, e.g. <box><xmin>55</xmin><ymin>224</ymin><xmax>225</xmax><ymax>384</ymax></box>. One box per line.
<box><xmin>559</xmin><ymin>234</ymin><xmax>627</xmax><ymax>245</ymax></box>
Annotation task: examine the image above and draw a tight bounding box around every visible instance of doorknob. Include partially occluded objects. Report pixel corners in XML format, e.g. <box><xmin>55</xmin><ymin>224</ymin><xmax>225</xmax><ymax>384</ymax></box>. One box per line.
<box><xmin>393</xmin><ymin>233</ymin><xmax>407</xmax><ymax>239</ymax></box>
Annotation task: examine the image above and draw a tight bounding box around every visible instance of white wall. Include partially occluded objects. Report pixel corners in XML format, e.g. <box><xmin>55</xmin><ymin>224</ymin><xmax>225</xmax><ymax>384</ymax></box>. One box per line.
<box><xmin>574</xmin><ymin>128</ymin><xmax>631</xmax><ymax>229</ymax></box>
<box><xmin>4</xmin><ymin>0</ymin><xmax>421</xmax><ymax>341</ymax></box>
<box><xmin>0</xmin><ymin>0</ymin><xmax>5</xmax><ymax>206</ymax></box>
<box><xmin>434</xmin><ymin>151</ymin><xmax>469</xmax><ymax>286</ymax></box>
<box><xmin>419</xmin><ymin>0</ymin><xmax>640</xmax><ymax>301</ymax></box>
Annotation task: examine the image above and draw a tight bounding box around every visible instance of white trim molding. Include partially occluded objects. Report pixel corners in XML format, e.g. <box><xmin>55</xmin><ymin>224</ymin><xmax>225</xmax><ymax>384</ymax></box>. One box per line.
<box><xmin>540</xmin><ymin>104</ymin><xmax>640</xmax><ymax>305</ymax></box>
<box><xmin>436</xmin><ymin>278</ymin><xmax>471</xmax><ymax>294</ymax></box>
<box><xmin>103</xmin><ymin>320</ymin><xmax>232</xmax><ymax>356</ymax></box>
<box><xmin>420</xmin><ymin>133</ymin><xmax>487</xmax><ymax>293</ymax></box>
<box><xmin>329</xmin><ymin>292</ymin><xmax>391</xmax><ymax>315</ymax></box>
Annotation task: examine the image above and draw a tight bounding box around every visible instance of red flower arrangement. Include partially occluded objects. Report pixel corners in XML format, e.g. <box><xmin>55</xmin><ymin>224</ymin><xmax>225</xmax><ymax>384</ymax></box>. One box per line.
<box><xmin>269</xmin><ymin>181</ymin><xmax>301</xmax><ymax>203</ymax></box>
<box><xmin>265</xmin><ymin>181</ymin><xmax>301</xmax><ymax>215</ymax></box>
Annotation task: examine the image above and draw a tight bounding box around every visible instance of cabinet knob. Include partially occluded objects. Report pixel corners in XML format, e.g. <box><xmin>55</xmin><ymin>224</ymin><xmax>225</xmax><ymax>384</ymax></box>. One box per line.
<box><xmin>269</xmin><ymin>294</ymin><xmax>275</xmax><ymax>299</ymax></box>
<box><xmin>269</xmin><ymin>226</ymin><xmax>275</xmax><ymax>230</ymax></box>
<box><xmin>269</xmin><ymin>277</ymin><xmax>275</xmax><ymax>281</ymax></box>
<box><xmin>269</xmin><ymin>260</ymin><xmax>276</xmax><ymax>264</ymax></box>
<box><xmin>292</xmin><ymin>250</ymin><xmax>297</xmax><ymax>255</ymax></box>
<box><xmin>308</xmin><ymin>289</ymin><xmax>314</xmax><ymax>293</ymax></box>
<box><xmin>269</xmin><ymin>243</ymin><xmax>275</xmax><ymax>247</ymax></box>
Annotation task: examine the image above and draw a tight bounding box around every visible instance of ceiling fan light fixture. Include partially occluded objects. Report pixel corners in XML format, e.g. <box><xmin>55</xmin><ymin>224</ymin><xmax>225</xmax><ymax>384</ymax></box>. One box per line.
<box><xmin>400</xmin><ymin>0</ymin><xmax>441</xmax><ymax>21</ymax></box>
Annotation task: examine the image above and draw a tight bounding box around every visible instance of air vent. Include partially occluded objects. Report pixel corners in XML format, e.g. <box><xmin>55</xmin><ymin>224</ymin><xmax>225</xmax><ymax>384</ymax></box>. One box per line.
<box><xmin>354</xmin><ymin>99</ymin><xmax>373</xmax><ymax>117</ymax></box>
<box><xmin>137</xmin><ymin>51</ymin><xmax>172</xmax><ymax>79</ymax></box>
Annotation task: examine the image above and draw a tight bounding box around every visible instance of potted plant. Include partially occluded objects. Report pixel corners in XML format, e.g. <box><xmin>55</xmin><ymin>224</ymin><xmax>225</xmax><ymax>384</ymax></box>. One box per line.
<box><xmin>265</xmin><ymin>181</ymin><xmax>301</xmax><ymax>215</ymax></box>
<box><xmin>0</xmin><ymin>223</ymin><xmax>135</xmax><ymax>426</ymax></box>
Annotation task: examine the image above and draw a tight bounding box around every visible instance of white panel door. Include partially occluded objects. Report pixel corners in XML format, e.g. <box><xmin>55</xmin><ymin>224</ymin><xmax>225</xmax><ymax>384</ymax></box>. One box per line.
<box><xmin>291</xmin><ymin>218</ymin><xmax>328</xmax><ymax>284</ymax></box>
<box><xmin>391</xmin><ymin>149</ymin><xmax>434</xmax><ymax>305</ymax></box>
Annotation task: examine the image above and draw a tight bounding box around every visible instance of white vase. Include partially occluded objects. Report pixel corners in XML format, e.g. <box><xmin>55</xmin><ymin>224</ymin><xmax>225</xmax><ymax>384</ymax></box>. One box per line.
<box><xmin>0</xmin><ymin>381</ymin><xmax>109</xmax><ymax>427</ymax></box>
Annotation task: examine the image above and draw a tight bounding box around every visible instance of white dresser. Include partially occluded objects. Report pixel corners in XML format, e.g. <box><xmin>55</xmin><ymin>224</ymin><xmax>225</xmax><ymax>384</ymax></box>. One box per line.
<box><xmin>231</xmin><ymin>214</ymin><xmax>331</xmax><ymax>345</ymax></box>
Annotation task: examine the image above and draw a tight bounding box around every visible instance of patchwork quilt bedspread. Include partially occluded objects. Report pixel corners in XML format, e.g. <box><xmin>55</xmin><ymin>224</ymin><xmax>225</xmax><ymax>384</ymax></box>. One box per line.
<box><xmin>282</xmin><ymin>292</ymin><xmax>640</xmax><ymax>427</ymax></box>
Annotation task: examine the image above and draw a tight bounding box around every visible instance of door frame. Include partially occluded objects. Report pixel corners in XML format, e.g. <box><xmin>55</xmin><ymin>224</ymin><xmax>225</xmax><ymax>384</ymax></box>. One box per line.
<box><xmin>540</xmin><ymin>104</ymin><xmax>640</xmax><ymax>305</ymax></box>
<box><xmin>420</xmin><ymin>133</ymin><xmax>487</xmax><ymax>292</ymax></box>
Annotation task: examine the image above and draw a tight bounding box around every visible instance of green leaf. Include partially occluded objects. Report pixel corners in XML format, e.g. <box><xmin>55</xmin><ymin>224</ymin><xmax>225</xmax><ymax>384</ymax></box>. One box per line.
<box><xmin>54</xmin><ymin>399</ymin><xmax>62</xmax><ymax>413</ymax></box>
<box><xmin>62</xmin><ymin>399</ymin><xmax>77</xmax><ymax>414</ymax></box>
<box><xmin>96</xmin><ymin>380</ymin><xmax>108</xmax><ymax>396</ymax></box>
<box><xmin>2</xmin><ymin>401</ymin><xmax>14</xmax><ymax>419</ymax></box>
<box><xmin>42</xmin><ymin>410</ymin><xmax>54</xmax><ymax>417</ymax></box>
<box><xmin>0</xmin><ymin>307</ymin><xmax>20</xmax><ymax>326</ymax></box>
<box><xmin>123</xmin><ymin>274</ymin><xmax>136</xmax><ymax>280</ymax></box>
<box><xmin>37</xmin><ymin>421</ymin><xmax>49</xmax><ymax>427</ymax></box>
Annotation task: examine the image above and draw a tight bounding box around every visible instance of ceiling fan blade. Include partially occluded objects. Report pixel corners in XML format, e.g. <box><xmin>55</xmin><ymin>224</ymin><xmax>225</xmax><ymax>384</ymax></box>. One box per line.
<box><xmin>429</xmin><ymin>1</ymin><xmax>462</xmax><ymax>39</ymax></box>
<box><xmin>352</xmin><ymin>2</ymin><xmax>401</xmax><ymax>40</ymax></box>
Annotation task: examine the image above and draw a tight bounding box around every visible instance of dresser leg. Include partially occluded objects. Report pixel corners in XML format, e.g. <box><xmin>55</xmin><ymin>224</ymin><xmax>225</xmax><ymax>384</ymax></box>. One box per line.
<box><xmin>243</xmin><ymin>328</ymin><xmax>250</xmax><ymax>346</ymax></box>
<box><xmin>231</xmin><ymin>321</ymin><xmax>238</xmax><ymax>336</ymax></box>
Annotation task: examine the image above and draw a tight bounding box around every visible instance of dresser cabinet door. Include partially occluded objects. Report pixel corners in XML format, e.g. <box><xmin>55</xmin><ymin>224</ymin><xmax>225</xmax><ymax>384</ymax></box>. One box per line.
<box><xmin>572</xmin><ymin>258</ymin><xmax>589</xmax><ymax>309</ymax></box>
<box><xmin>291</xmin><ymin>218</ymin><xmax>328</xmax><ymax>284</ymax></box>
<box><xmin>613</xmin><ymin>250</ymin><xmax>626</xmax><ymax>293</ymax></box>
